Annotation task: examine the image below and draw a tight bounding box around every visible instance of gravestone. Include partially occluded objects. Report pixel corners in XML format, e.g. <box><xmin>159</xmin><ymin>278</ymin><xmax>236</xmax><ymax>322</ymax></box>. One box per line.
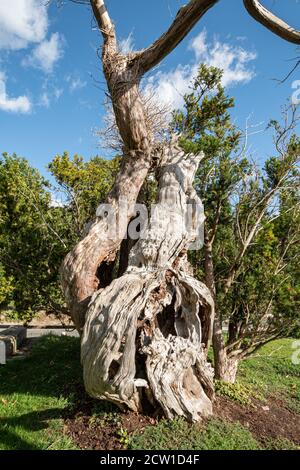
<box><xmin>0</xmin><ymin>326</ymin><xmax>27</xmax><ymax>365</ymax></box>
<box><xmin>0</xmin><ymin>340</ymin><xmax>5</xmax><ymax>365</ymax></box>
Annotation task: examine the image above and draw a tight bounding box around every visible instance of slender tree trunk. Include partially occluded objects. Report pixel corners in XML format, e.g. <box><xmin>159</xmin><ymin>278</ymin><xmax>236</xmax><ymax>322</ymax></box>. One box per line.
<box><xmin>203</xmin><ymin>235</ymin><xmax>215</xmax><ymax>350</ymax></box>
<box><xmin>213</xmin><ymin>312</ymin><xmax>240</xmax><ymax>383</ymax></box>
<box><xmin>204</xmin><ymin>232</ymin><xmax>240</xmax><ymax>383</ymax></box>
<box><xmin>203</xmin><ymin>233</ymin><xmax>231</xmax><ymax>381</ymax></box>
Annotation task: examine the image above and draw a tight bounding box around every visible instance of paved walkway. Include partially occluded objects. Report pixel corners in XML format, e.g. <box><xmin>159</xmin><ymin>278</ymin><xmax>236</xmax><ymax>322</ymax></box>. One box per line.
<box><xmin>0</xmin><ymin>326</ymin><xmax>79</xmax><ymax>338</ymax></box>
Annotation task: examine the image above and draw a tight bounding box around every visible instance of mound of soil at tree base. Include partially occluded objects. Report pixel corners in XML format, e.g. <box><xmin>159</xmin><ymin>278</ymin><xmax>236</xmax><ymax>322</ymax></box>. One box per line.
<box><xmin>63</xmin><ymin>384</ymin><xmax>300</xmax><ymax>450</ymax></box>
<box><xmin>63</xmin><ymin>384</ymin><xmax>156</xmax><ymax>450</ymax></box>
<box><xmin>214</xmin><ymin>396</ymin><xmax>300</xmax><ymax>447</ymax></box>
<box><xmin>65</xmin><ymin>412</ymin><xmax>156</xmax><ymax>450</ymax></box>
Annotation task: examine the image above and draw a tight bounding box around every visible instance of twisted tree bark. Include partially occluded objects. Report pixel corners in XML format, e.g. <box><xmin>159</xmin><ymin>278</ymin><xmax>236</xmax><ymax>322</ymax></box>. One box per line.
<box><xmin>81</xmin><ymin>143</ymin><xmax>214</xmax><ymax>420</ymax></box>
<box><xmin>61</xmin><ymin>0</ymin><xmax>300</xmax><ymax>420</ymax></box>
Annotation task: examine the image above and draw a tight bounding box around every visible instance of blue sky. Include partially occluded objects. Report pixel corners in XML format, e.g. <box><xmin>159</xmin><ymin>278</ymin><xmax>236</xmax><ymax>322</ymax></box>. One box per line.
<box><xmin>0</xmin><ymin>0</ymin><xmax>299</xmax><ymax>181</ymax></box>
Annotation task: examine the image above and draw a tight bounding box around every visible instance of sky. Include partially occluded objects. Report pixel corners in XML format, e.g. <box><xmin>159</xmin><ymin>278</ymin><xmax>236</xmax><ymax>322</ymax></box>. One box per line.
<box><xmin>0</xmin><ymin>0</ymin><xmax>300</xmax><ymax>182</ymax></box>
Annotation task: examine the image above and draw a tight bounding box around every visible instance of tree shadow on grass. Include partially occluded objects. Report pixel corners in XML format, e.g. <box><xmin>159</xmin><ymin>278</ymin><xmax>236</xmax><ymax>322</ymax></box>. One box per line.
<box><xmin>0</xmin><ymin>335</ymin><xmax>87</xmax><ymax>450</ymax></box>
<box><xmin>0</xmin><ymin>335</ymin><xmax>81</xmax><ymax>396</ymax></box>
<box><xmin>0</xmin><ymin>408</ymin><xmax>67</xmax><ymax>450</ymax></box>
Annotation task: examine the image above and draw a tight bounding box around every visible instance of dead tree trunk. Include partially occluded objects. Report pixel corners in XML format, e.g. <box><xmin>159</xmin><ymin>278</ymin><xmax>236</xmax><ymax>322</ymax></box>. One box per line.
<box><xmin>61</xmin><ymin>6</ymin><xmax>153</xmax><ymax>332</ymax></box>
<box><xmin>61</xmin><ymin>0</ymin><xmax>300</xmax><ymax>419</ymax></box>
<box><xmin>81</xmin><ymin>143</ymin><xmax>214</xmax><ymax>420</ymax></box>
<box><xmin>59</xmin><ymin>0</ymin><xmax>218</xmax><ymax>421</ymax></box>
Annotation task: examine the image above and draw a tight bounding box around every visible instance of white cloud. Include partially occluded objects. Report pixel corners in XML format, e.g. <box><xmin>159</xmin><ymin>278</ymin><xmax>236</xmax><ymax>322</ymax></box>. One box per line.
<box><xmin>50</xmin><ymin>192</ymin><xmax>65</xmax><ymax>208</ymax></box>
<box><xmin>0</xmin><ymin>71</ymin><xmax>31</xmax><ymax>113</ymax></box>
<box><xmin>145</xmin><ymin>65</ymin><xmax>193</xmax><ymax>111</ymax></box>
<box><xmin>190</xmin><ymin>31</ymin><xmax>207</xmax><ymax>58</ymax></box>
<box><xmin>39</xmin><ymin>92</ymin><xmax>50</xmax><ymax>108</ymax></box>
<box><xmin>66</xmin><ymin>75</ymin><xmax>87</xmax><ymax>93</ymax></box>
<box><xmin>119</xmin><ymin>32</ymin><xmax>134</xmax><ymax>54</ymax></box>
<box><xmin>190</xmin><ymin>30</ymin><xmax>257</xmax><ymax>87</ymax></box>
<box><xmin>22</xmin><ymin>33</ymin><xmax>65</xmax><ymax>73</ymax></box>
<box><xmin>0</xmin><ymin>2</ymin><xmax>64</xmax><ymax>113</ymax></box>
<box><xmin>38</xmin><ymin>80</ymin><xmax>64</xmax><ymax>109</ymax></box>
<box><xmin>145</xmin><ymin>30</ymin><xmax>257</xmax><ymax>111</ymax></box>
<box><xmin>54</xmin><ymin>87</ymin><xmax>63</xmax><ymax>100</ymax></box>
<box><xmin>0</xmin><ymin>0</ymin><xmax>48</xmax><ymax>50</ymax></box>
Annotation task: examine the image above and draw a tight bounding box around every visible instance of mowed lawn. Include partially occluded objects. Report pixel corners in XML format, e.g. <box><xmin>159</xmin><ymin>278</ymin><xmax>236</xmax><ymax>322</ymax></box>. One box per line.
<box><xmin>0</xmin><ymin>335</ymin><xmax>299</xmax><ymax>450</ymax></box>
<box><xmin>0</xmin><ymin>336</ymin><xmax>78</xmax><ymax>450</ymax></box>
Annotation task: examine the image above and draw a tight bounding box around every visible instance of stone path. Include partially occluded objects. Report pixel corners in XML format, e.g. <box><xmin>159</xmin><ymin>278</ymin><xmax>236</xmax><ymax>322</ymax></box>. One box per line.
<box><xmin>0</xmin><ymin>326</ymin><xmax>79</xmax><ymax>363</ymax></box>
<box><xmin>0</xmin><ymin>327</ymin><xmax>79</xmax><ymax>338</ymax></box>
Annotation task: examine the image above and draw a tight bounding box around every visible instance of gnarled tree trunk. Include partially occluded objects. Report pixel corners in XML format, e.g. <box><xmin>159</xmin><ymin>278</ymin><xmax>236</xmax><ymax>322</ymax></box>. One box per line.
<box><xmin>81</xmin><ymin>144</ymin><xmax>214</xmax><ymax>420</ymax></box>
<box><xmin>61</xmin><ymin>0</ymin><xmax>300</xmax><ymax>420</ymax></box>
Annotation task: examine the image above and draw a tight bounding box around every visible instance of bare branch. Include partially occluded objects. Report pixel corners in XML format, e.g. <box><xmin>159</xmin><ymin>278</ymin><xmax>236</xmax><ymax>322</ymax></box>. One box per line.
<box><xmin>209</xmin><ymin>199</ymin><xmax>222</xmax><ymax>245</ymax></box>
<box><xmin>90</xmin><ymin>0</ymin><xmax>117</xmax><ymax>48</ymax></box>
<box><xmin>136</xmin><ymin>0</ymin><xmax>219</xmax><ymax>74</ymax></box>
<box><xmin>244</xmin><ymin>0</ymin><xmax>300</xmax><ymax>44</ymax></box>
<box><xmin>240</xmin><ymin>332</ymin><xmax>284</xmax><ymax>358</ymax></box>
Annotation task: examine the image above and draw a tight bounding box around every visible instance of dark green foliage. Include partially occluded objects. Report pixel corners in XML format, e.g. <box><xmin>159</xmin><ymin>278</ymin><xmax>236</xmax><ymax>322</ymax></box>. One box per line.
<box><xmin>172</xmin><ymin>64</ymin><xmax>300</xmax><ymax>358</ymax></box>
<box><xmin>0</xmin><ymin>153</ymin><xmax>68</xmax><ymax>320</ymax></box>
<box><xmin>49</xmin><ymin>152</ymin><xmax>120</xmax><ymax>236</ymax></box>
<box><xmin>0</xmin><ymin>152</ymin><xmax>119</xmax><ymax>320</ymax></box>
<box><xmin>172</xmin><ymin>65</ymin><xmax>240</xmax><ymax>158</ymax></box>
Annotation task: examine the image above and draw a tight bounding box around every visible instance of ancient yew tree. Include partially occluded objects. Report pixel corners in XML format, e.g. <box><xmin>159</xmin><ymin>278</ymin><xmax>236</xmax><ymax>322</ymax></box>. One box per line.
<box><xmin>60</xmin><ymin>1</ymin><xmax>300</xmax><ymax>420</ymax></box>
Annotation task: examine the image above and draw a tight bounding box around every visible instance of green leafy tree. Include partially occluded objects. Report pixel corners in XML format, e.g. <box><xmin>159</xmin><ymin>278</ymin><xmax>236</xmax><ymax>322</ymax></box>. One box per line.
<box><xmin>0</xmin><ymin>152</ymin><xmax>118</xmax><ymax>321</ymax></box>
<box><xmin>0</xmin><ymin>153</ymin><xmax>68</xmax><ymax>320</ymax></box>
<box><xmin>172</xmin><ymin>66</ymin><xmax>300</xmax><ymax>382</ymax></box>
<box><xmin>171</xmin><ymin>64</ymin><xmax>248</xmax><ymax>348</ymax></box>
<box><xmin>49</xmin><ymin>152</ymin><xmax>120</xmax><ymax>237</ymax></box>
<box><xmin>0</xmin><ymin>263</ymin><xmax>14</xmax><ymax>306</ymax></box>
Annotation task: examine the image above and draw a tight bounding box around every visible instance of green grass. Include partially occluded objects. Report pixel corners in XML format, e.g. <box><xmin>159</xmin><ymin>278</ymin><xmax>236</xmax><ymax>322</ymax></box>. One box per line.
<box><xmin>0</xmin><ymin>335</ymin><xmax>81</xmax><ymax>450</ymax></box>
<box><xmin>129</xmin><ymin>418</ymin><xmax>261</xmax><ymax>450</ymax></box>
<box><xmin>130</xmin><ymin>338</ymin><xmax>300</xmax><ymax>451</ymax></box>
<box><xmin>215</xmin><ymin>380</ymin><xmax>253</xmax><ymax>405</ymax></box>
<box><xmin>264</xmin><ymin>437</ymin><xmax>299</xmax><ymax>451</ymax></box>
<box><xmin>0</xmin><ymin>335</ymin><xmax>299</xmax><ymax>450</ymax></box>
<box><xmin>239</xmin><ymin>338</ymin><xmax>300</xmax><ymax>414</ymax></box>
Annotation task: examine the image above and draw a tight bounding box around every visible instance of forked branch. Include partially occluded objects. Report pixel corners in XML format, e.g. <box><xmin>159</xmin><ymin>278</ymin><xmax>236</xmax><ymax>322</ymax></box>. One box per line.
<box><xmin>136</xmin><ymin>0</ymin><xmax>219</xmax><ymax>74</ymax></box>
<box><xmin>72</xmin><ymin>0</ymin><xmax>300</xmax><ymax>58</ymax></box>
